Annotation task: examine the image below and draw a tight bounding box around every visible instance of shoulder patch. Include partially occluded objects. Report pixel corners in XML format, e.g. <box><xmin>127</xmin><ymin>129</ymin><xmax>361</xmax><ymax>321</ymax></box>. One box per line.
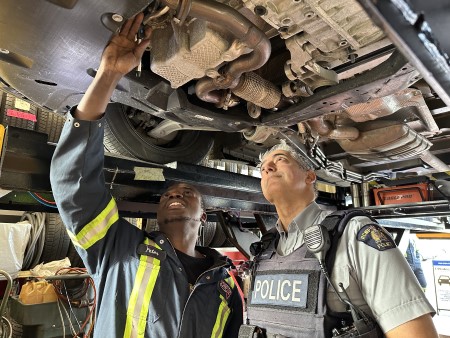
<box><xmin>218</xmin><ymin>280</ymin><xmax>233</xmax><ymax>300</ymax></box>
<box><xmin>356</xmin><ymin>224</ymin><xmax>396</xmax><ymax>251</ymax></box>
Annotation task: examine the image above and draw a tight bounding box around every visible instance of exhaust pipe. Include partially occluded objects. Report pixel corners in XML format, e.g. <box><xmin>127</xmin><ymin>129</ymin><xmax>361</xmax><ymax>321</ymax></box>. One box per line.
<box><xmin>308</xmin><ymin>117</ymin><xmax>360</xmax><ymax>140</ymax></box>
<box><xmin>420</xmin><ymin>151</ymin><xmax>450</xmax><ymax>172</ymax></box>
<box><xmin>161</xmin><ymin>0</ymin><xmax>271</xmax><ymax>105</ymax></box>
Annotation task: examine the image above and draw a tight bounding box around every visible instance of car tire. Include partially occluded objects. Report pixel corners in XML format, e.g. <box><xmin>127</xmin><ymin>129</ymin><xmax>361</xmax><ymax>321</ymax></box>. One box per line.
<box><xmin>103</xmin><ymin>103</ymin><xmax>214</xmax><ymax>164</ymax></box>
<box><xmin>0</xmin><ymin>90</ymin><xmax>66</xmax><ymax>144</ymax></box>
<box><xmin>36</xmin><ymin>110</ymin><xmax>65</xmax><ymax>143</ymax></box>
<box><xmin>201</xmin><ymin>222</ymin><xmax>217</xmax><ymax>247</ymax></box>
<box><xmin>209</xmin><ymin>222</ymin><xmax>227</xmax><ymax>247</ymax></box>
<box><xmin>39</xmin><ymin>213</ymin><xmax>71</xmax><ymax>264</ymax></box>
<box><xmin>0</xmin><ymin>92</ymin><xmax>37</xmax><ymax>130</ymax></box>
<box><xmin>9</xmin><ymin>318</ymin><xmax>23</xmax><ymax>338</ymax></box>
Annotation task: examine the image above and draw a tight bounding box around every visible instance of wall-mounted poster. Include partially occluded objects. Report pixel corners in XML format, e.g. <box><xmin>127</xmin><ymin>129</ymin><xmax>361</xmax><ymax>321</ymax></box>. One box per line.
<box><xmin>433</xmin><ymin>260</ymin><xmax>450</xmax><ymax>316</ymax></box>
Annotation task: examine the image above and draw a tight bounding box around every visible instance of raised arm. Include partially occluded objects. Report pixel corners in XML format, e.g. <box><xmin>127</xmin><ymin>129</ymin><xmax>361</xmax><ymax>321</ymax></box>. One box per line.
<box><xmin>50</xmin><ymin>14</ymin><xmax>151</xmax><ymax>274</ymax></box>
<box><xmin>75</xmin><ymin>13</ymin><xmax>151</xmax><ymax>120</ymax></box>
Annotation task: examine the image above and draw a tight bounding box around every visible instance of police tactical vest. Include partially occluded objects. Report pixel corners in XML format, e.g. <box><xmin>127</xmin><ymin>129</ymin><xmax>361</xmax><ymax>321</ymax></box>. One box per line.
<box><xmin>246</xmin><ymin>210</ymin><xmax>380</xmax><ymax>338</ymax></box>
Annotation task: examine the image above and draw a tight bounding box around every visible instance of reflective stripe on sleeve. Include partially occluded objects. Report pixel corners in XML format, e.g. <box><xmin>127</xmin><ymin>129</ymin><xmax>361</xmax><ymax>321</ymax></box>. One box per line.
<box><xmin>225</xmin><ymin>276</ymin><xmax>235</xmax><ymax>288</ymax></box>
<box><xmin>210</xmin><ymin>277</ymin><xmax>234</xmax><ymax>338</ymax></box>
<box><xmin>66</xmin><ymin>229</ymin><xmax>83</xmax><ymax>248</ymax></box>
<box><xmin>210</xmin><ymin>295</ymin><xmax>231</xmax><ymax>338</ymax></box>
<box><xmin>123</xmin><ymin>238</ymin><xmax>161</xmax><ymax>338</ymax></box>
<box><xmin>73</xmin><ymin>197</ymin><xmax>119</xmax><ymax>250</ymax></box>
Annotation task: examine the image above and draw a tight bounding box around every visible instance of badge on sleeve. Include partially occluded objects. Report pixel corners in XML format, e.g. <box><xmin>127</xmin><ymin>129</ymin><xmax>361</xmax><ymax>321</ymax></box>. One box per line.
<box><xmin>356</xmin><ymin>224</ymin><xmax>396</xmax><ymax>251</ymax></box>
<box><xmin>218</xmin><ymin>280</ymin><xmax>232</xmax><ymax>300</ymax></box>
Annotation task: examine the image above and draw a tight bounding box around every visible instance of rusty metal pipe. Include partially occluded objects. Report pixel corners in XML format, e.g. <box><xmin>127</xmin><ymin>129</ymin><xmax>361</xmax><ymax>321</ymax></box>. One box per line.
<box><xmin>226</xmin><ymin>26</ymin><xmax>270</xmax><ymax>81</ymax></box>
<box><xmin>162</xmin><ymin>0</ymin><xmax>261</xmax><ymax>39</ymax></box>
<box><xmin>195</xmin><ymin>78</ymin><xmax>223</xmax><ymax>105</ymax></box>
<box><xmin>308</xmin><ymin>117</ymin><xmax>333</xmax><ymax>136</ymax></box>
<box><xmin>420</xmin><ymin>151</ymin><xmax>450</xmax><ymax>172</ymax></box>
<box><xmin>414</xmin><ymin>105</ymin><xmax>439</xmax><ymax>134</ymax></box>
<box><xmin>161</xmin><ymin>0</ymin><xmax>271</xmax><ymax>103</ymax></box>
<box><xmin>175</xmin><ymin>0</ymin><xmax>192</xmax><ymax>25</ymax></box>
<box><xmin>308</xmin><ymin>117</ymin><xmax>359</xmax><ymax>140</ymax></box>
<box><xmin>232</xmin><ymin>72</ymin><xmax>281</xmax><ymax>109</ymax></box>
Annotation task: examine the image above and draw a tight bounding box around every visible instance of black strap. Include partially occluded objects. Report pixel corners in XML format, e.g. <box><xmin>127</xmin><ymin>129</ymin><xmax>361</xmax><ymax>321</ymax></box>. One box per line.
<box><xmin>250</xmin><ymin>227</ymin><xmax>279</xmax><ymax>259</ymax></box>
<box><xmin>321</xmin><ymin>209</ymin><xmax>382</xmax><ymax>330</ymax></box>
<box><xmin>323</xmin><ymin>209</ymin><xmax>377</xmax><ymax>273</ymax></box>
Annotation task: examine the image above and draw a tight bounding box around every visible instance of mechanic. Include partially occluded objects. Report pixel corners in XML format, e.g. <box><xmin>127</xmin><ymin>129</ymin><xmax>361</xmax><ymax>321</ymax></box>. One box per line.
<box><xmin>50</xmin><ymin>13</ymin><xmax>243</xmax><ymax>338</ymax></box>
<box><xmin>242</xmin><ymin>140</ymin><xmax>438</xmax><ymax>337</ymax></box>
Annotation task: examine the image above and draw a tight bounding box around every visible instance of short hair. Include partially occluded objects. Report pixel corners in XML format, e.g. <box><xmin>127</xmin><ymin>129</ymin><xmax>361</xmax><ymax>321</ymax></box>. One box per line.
<box><xmin>258</xmin><ymin>139</ymin><xmax>314</xmax><ymax>171</ymax></box>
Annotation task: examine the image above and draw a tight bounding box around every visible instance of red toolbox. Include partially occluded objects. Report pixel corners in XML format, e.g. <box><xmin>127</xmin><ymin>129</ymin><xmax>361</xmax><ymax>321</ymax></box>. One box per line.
<box><xmin>373</xmin><ymin>183</ymin><xmax>429</xmax><ymax>205</ymax></box>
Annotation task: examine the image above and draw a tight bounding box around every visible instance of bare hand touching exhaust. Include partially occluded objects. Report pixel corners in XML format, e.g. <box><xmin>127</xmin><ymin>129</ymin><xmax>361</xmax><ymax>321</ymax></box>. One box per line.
<box><xmin>76</xmin><ymin>13</ymin><xmax>152</xmax><ymax>120</ymax></box>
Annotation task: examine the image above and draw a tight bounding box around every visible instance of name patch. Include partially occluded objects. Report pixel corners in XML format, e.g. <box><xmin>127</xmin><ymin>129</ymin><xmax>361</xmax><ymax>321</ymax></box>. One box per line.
<box><xmin>357</xmin><ymin>224</ymin><xmax>396</xmax><ymax>251</ymax></box>
<box><xmin>251</xmin><ymin>273</ymin><xmax>308</xmax><ymax>308</ymax></box>
<box><xmin>137</xmin><ymin>244</ymin><xmax>167</xmax><ymax>260</ymax></box>
<box><xmin>218</xmin><ymin>280</ymin><xmax>232</xmax><ymax>300</ymax></box>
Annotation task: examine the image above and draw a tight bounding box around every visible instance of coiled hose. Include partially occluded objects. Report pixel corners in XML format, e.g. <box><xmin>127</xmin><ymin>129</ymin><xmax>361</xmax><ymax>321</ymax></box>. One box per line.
<box><xmin>20</xmin><ymin>212</ymin><xmax>46</xmax><ymax>270</ymax></box>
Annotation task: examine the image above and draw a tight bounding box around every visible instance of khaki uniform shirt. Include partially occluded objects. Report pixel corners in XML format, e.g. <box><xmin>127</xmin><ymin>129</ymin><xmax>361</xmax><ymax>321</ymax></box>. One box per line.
<box><xmin>276</xmin><ymin>202</ymin><xmax>435</xmax><ymax>333</ymax></box>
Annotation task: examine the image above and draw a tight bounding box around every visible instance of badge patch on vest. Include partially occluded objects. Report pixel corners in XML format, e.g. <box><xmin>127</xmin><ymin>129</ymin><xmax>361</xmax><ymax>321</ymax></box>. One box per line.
<box><xmin>250</xmin><ymin>273</ymin><xmax>309</xmax><ymax>308</ymax></box>
<box><xmin>218</xmin><ymin>280</ymin><xmax>232</xmax><ymax>300</ymax></box>
<box><xmin>357</xmin><ymin>224</ymin><xmax>396</xmax><ymax>251</ymax></box>
<box><xmin>137</xmin><ymin>244</ymin><xmax>167</xmax><ymax>260</ymax></box>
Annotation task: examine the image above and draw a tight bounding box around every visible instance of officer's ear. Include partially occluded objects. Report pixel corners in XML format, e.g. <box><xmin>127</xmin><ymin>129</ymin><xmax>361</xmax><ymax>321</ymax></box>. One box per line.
<box><xmin>306</xmin><ymin>170</ymin><xmax>316</xmax><ymax>185</ymax></box>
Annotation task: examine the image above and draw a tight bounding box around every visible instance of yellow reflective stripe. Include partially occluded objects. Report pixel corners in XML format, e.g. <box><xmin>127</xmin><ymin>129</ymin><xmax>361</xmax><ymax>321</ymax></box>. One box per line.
<box><xmin>210</xmin><ymin>277</ymin><xmax>235</xmax><ymax>338</ymax></box>
<box><xmin>210</xmin><ymin>294</ymin><xmax>231</xmax><ymax>338</ymax></box>
<box><xmin>75</xmin><ymin>197</ymin><xmax>119</xmax><ymax>250</ymax></box>
<box><xmin>66</xmin><ymin>229</ymin><xmax>83</xmax><ymax>248</ymax></box>
<box><xmin>225</xmin><ymin>276</ymin><xmax>235</xmax><ymax>288</ymax></box>
<box><xmin>123</xmin><ymin>238</ymin><xmax>161</xmax><ymax>338</ymax></box>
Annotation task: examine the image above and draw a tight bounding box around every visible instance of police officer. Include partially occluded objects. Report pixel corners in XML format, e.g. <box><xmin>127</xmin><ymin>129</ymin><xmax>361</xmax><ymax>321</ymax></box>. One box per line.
<box><xmin>243</xmin><ymin>140</ymin><xmax>438</xmax><ymax>337</ymax></box>
<box><xmin>50</xmin><ymin>13</ymin><xmax>242</xmax><ymax>337</ymax></box>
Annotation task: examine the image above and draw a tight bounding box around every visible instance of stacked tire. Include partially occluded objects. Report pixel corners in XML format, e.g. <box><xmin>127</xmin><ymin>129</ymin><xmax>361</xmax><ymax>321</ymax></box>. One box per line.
<box><xmin>40</xmin><ymin>213</ymin><xmax>84</xmax><ymax>268</ymax></box>
<box><xmin>0</xmin><ymin>90</ymin><xmax>65</xmax><ymax>143</ymax></box>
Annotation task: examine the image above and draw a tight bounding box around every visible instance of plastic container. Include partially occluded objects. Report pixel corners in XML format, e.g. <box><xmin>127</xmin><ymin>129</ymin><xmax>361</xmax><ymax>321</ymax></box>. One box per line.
<box><xmin>19</xmin><ymin>281</ymin><xmax>58</xmax><ymax>305</ymax></box>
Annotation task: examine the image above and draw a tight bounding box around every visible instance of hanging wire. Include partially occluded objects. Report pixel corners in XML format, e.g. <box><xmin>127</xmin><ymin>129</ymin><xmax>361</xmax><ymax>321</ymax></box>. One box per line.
<box><xmin>58</xmin><ymin>297</ymin><xmax>78</xmax><ymax>336</ymax></box>
<box><xmin>28</xmin><ymin>192</ymin><xmax>58</xmax><ymax>209</ymax></box>
<box><xmin>51</xmin><ymin>268</ymin><xmax>96</xmax><ymax>337</ymax></box>
<box><xmin>56</xmin><ymin>300</ymin><xmax>66</xmax><ymax>338</ymax></box>
<box><xmin>33</xmin><ymin>192</ymin><xmax>56</xmax><ymax>205</ymax></box>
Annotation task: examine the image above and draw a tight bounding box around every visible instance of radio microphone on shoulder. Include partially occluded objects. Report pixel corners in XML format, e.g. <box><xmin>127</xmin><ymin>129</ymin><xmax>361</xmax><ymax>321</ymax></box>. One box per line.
<box><xmin>304</xmin><ymin>223</ymin><xmax>358</xmax><ymax>305</ymax></box>
<box><xmin>303</xmin><ymin>224</ymin><xmax>382</xmax><ymax>337</ymax></box>
<box><xmin>304</xmin><ymin>224</ymin><xmax>331</xmax><ymax>263</ymax></box>
<box><xmin>303</xmin><ymin>224</ymin><xmax>344</xmax><ymax>300</ymax></box>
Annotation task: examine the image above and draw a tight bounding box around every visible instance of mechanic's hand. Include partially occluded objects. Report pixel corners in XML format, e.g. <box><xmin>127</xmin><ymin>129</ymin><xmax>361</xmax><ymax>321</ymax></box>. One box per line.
<box><xmin>100</xmin><ymin>13</ymin><xmax>152</xmax><ymax>76</ymax></box>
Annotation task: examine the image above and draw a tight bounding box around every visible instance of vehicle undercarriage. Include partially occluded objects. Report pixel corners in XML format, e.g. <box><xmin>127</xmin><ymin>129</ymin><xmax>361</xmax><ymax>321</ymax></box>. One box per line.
<box><xmin>0</xmin><ymin>0</ymin><xmax>449</xmax><ymax>186</ymax></box>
